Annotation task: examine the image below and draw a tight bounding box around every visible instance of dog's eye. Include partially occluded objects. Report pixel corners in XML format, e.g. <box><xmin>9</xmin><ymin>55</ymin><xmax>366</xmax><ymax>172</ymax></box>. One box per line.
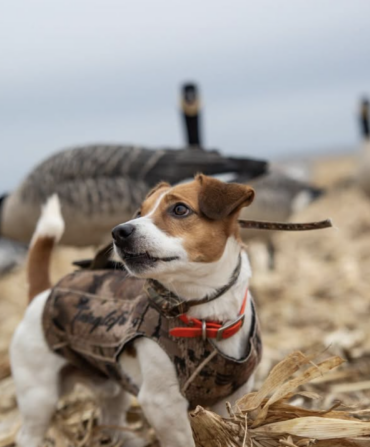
<box><xmin>135</xmin><ymin>210</ymin><xmax>142</xmax><ymax>219</ymax></box>
<box><xmin>171</xmin><ymin>203</ymin><xmax>191</xmax><ymax>217</ymax></box>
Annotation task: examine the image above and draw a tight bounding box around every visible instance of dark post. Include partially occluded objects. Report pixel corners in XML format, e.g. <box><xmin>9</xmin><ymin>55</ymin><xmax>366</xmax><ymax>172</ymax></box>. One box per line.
<box><xmin>360</xmin><ymin>97</ymin><xmax>369</xmax><ymax>140</ymax></box>
<box><xmin>181</xmin><ymin>83</ymin><xmax>202</xmax><ymax>148</ymax></box>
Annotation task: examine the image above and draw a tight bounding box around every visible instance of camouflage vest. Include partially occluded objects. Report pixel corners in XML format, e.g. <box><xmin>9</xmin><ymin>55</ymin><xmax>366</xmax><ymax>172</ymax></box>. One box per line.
<box><xmin>42</xmin><ymin>269</ymin><xmax>262</xmax><ymax>409</ymax></box>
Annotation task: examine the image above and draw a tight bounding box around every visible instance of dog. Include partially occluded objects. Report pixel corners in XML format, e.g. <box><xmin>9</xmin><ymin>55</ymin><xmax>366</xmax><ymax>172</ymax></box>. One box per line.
<box><xmin>10</xmin><ymin>174</ymin><xmax>262</xmax><ymax>447</ymax></box>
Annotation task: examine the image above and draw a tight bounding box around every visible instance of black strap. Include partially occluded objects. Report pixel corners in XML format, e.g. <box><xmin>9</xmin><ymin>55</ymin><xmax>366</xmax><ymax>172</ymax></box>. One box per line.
<box><xmin>146</xmin><ymin>254</ymin><xmax>242</xmax><ymax>318</ymax></box>
<box><xmin>72</xmin><ymin>242</ymin><xmax>124</xmax><ymax>270</ymax></box>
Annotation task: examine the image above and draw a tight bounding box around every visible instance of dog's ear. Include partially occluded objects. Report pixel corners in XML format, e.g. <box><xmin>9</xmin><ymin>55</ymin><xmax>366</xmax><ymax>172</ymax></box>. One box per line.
<box><xmin>197</xmin><ymin>174</ymin><xmax>254</xmax><ymax>220</ymax></box>
<box><xmin>146</xmin><ymin>182</ymin><xmax>171</xmax><ymax>199</ymax></box>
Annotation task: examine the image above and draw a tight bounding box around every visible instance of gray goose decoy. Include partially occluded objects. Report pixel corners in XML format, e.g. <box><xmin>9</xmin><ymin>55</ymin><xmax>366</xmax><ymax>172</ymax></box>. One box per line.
<box><xmin>357</xmin><ymin>97</ymin><xmax>370</xmax><ymax>198</ymax></box>
<box><xmin>0</xmin><ymin>144</ymin><xmax>267</xmax><ymax>247</ymax></box>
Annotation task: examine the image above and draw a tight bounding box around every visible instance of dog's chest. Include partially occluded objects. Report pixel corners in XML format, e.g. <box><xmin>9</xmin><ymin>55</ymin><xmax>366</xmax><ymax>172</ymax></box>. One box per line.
<box><xmin>42</xmin><ymin>270</ymin><xmax>262</xmax><ymax>409</ymax></box>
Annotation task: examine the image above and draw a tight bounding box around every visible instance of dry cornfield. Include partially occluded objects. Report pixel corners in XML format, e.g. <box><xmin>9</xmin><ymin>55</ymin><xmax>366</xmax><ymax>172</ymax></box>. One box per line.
<box><xmin>2</xmin><ymin>153</ymin><xmax>370</xmax><ymax>446</ymax></box>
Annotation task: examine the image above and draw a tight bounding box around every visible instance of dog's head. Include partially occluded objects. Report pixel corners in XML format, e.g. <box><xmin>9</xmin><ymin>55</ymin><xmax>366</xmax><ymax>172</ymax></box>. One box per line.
<box><xmin>112</xmin><ymin>174</ymin><xmax>254</xmax><ymax>279</ymax></box>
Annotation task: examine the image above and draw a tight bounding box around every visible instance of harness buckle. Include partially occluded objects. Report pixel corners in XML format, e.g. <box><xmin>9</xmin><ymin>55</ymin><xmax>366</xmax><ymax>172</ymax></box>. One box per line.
<box><xmin>216</xmin><ymin>314</ymin><xmax>245</xmax><ymax>341</ymax></box>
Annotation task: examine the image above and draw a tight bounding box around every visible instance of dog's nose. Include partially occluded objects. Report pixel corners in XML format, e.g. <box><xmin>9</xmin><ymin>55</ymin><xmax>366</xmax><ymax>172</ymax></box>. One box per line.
<box><xmin>112</xmin><ymin>224</ymin><xmax>135</xmax><ymax>242</ymax></box>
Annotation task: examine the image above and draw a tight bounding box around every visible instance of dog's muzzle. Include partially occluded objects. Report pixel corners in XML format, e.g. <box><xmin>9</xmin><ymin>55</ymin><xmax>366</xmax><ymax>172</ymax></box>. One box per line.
<box><xmin>112</xmin><ymin>224</ymin><xmax>179</xmax><ymax>270</ymax></box>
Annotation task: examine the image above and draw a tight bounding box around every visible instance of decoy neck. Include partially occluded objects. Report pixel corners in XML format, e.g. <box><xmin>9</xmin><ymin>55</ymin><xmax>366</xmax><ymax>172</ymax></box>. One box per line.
<box><xmin>360</xmin><ymin>97</ymin><xmax>369</xmax><ymax>141</ymax></box>
<box><xmin>181</xmin><ymin>83</ymin><xmax>202</xmax><ymax>148</ymax></box>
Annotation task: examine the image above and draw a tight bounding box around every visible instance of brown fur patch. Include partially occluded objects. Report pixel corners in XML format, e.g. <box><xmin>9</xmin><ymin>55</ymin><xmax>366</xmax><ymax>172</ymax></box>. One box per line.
<box><xmin>140</xmin><ymin>175</ymin><xmax>254</xmax><ymax>263</ymax></box>
<box><xmin>197</xmin><ymin>174</ymin><xmax>254</xmax><ymax>220</ymax></box>
<box><xmin>27</xmin><ymin>236</ymin><xmax>54</xmax><ymax>302</ymax></box>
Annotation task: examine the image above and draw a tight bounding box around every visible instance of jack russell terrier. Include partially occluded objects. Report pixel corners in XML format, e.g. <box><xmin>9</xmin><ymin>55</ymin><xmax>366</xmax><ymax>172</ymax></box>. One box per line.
<box><xmin>10</xmin><ymin>174</ymin><xmax>262</xmax><ymax>447</ymax></box>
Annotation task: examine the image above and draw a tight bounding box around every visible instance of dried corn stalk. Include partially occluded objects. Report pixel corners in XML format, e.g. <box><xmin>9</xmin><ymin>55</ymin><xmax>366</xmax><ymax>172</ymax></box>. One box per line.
<box><xmin>191</xmin><ymin>352</ymin><xmax>370</xmax><ymax>447</ymax></box>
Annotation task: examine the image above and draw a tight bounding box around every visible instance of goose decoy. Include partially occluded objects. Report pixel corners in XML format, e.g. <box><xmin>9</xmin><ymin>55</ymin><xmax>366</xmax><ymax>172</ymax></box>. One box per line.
<box><xmin>0</xmin><ymin>144</ymin><xmax>267</xmax><ymax>247</ymax></box>
<box><xmin>357</xmin><ymin>97</ymin><xmax>370</xmax><ymax>198</ymax></box>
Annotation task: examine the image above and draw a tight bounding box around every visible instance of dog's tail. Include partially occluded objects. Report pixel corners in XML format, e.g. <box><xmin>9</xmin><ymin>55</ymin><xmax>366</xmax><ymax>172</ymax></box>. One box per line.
<box><xmin>27</xmin><ymin>194</ymin><xmax>65</xmax><ymax>302</ymax></box>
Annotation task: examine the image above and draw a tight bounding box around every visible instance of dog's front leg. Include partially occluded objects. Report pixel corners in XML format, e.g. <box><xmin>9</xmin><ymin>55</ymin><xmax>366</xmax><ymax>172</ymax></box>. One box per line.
<box><xmin>134</xmin><ymin>338</ymin><xmax>195</xmax><ymax>447</ymax></box>
<box><xmin>211</xmin><ymin>374</ymin><xmax>255</xmax><ymax>417</ymax></box>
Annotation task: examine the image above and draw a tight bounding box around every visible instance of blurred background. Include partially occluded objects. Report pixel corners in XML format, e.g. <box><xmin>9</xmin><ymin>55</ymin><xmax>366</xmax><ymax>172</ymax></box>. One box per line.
<box><xmin>1</xmin><ymin>0</ymin><xmax>370</xmax><ymax>191</ymax></box>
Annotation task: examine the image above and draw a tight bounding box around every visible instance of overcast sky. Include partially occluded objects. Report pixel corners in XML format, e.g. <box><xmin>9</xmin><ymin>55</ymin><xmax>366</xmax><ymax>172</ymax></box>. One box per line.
<box><xmin>1</xmin><ymin>1</ymin><xmax>369</xmax><ymax>191</ymax></box>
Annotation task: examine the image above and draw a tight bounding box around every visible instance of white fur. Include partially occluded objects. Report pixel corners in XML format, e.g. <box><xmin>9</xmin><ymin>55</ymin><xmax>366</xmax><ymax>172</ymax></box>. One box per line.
<box><xmin>30</xmin><ymin>194</ymin><xmax>64</xmax><ymax>245</ymax></box>
<box><xmin>12</xmin><ymin>187</ymin><xmax>257</xmax><ymax>447</ymax></box>
<box><xmin>119</xmin><ymin>214</ymin><xmax>187</xmax><ymax>275</ymax></box>
<box><xmin>10</xmin><ymin>291</ymin><xmax>67</xmax><ymax>447</ymax></box>
<box><xmin>113</xmin><ymin>190</ymin><xmax>189</xmax><ymax>278</ymax></box>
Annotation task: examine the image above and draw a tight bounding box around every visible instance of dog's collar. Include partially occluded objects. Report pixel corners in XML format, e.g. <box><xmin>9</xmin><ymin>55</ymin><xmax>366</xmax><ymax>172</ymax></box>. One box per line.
<box><xmin>169</xmin><ymin>287</ymin><xmax>248</xmax><ymax>340</ymax></box>
<box><xmin>145</xmin><ymin>254</ymin><xmax>242</xmax><ymax>318</ymax></box>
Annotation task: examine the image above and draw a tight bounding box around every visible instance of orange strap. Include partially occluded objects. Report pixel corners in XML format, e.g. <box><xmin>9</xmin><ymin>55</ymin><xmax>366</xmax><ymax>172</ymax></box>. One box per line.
<box><xmin>169</xmin><ymin>288</ymin><xmax>248</xmax><ymax>340</ymax></box>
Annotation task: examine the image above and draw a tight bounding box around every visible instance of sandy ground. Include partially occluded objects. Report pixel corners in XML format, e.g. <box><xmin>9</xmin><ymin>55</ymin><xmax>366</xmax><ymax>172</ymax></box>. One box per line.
<box><xmin>1</xmin><ymin>152</ymin><xmax>370</xmax><ymax>446</ymax></box>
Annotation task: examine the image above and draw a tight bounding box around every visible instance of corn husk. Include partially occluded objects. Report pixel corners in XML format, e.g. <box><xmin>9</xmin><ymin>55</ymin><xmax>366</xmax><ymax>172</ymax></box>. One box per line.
<box><xmin>190</xmin><ymin>352</ymin><xmax>370</xmax><ymax>446</ymax></box>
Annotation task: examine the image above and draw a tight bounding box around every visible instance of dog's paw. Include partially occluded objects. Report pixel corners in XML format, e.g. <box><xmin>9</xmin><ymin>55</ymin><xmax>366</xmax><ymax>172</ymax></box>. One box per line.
<box><xmin>16</xmin><ymin>428</ymin><xmax>42</xmax><ymax>447</ymax></box>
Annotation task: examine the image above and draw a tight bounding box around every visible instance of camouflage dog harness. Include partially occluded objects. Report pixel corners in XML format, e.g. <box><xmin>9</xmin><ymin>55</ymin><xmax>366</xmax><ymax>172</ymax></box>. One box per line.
<box><xmin>42</xmin><ymin>269</ymin><xmax>262</xmax><ymax>409</ymax></box>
